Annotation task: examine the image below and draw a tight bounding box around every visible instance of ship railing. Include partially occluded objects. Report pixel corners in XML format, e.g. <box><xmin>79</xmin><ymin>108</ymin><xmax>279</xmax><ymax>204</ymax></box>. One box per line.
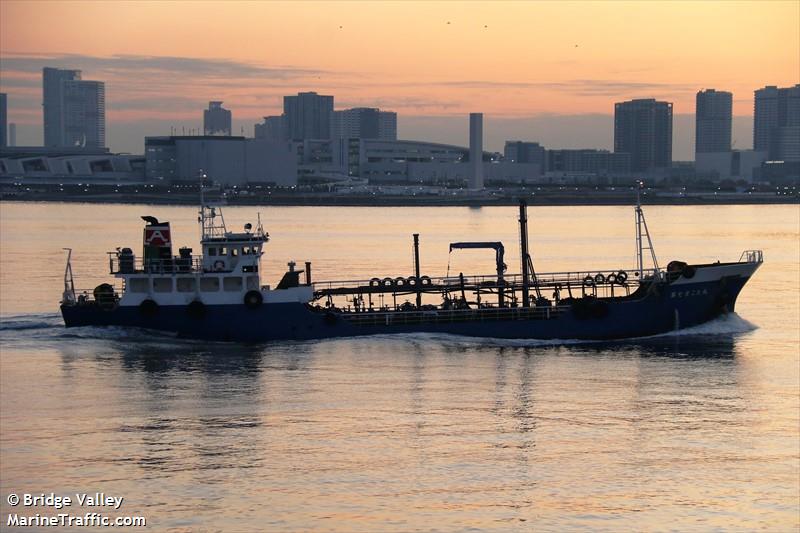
<box><xmin>108</xmin><ymin>254</ymin><xmax>206</xmax><ymax>275</ymax></box>
<box><xmin>330</xmin><ymin>302</ymin><xmax>573</xmax><ymax>326</ymax></box>
<box><xmin>738</xmin><ymin>250</ymin><xmax>763</xmax><ymax>264</ymax></box>
<box><xmin>68</xmin><ymin>284</ymin><xmax>124</xmax><ymax>306</ymax></box>
<box><xmin>314</xmin><ymin>268</ymin><xmax>644</xmax><ymax>294</ymax></box>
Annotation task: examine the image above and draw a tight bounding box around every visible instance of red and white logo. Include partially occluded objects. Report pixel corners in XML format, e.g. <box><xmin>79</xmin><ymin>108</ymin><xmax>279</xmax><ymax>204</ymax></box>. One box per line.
<box><xmin>145</xmin><ymin>227</ymin><xmax>171</xmax><ymax>246</ymax></box>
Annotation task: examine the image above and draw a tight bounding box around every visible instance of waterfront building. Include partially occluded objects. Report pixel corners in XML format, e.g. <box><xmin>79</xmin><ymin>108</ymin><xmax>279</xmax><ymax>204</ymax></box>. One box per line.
<box><xmin>0</xmin><ymin>93</ymin><xmax>6</xmax><ymax>148</ymax></box>
<box><xmin>43</xmin><ymin>67</ymin><xmax>81</xmax><ymax>147</ymax></box>
<box><xmin>203</xmin><ymin>101</ymin><xmax>232</xmax><ymax>136</ymax></box>
<box><xmin>331</xmin><ymin>108</ymin><xmax>397</xmax><ymax>140</ymax></box>
<box><xmin>754</xmin><ymin>84</ymin><xmax>800</xmax><ymax>162</ymax></box>
<box><xmin>283</xmin><ymin>91</ymin><xmax>334</xmax><ymax>141</ymax></box>
<box><xmin>254</xmin><ymin>115</ymin><xmax>285</xmax><ymax>143</ymax></box>
<box><xmin>504</xmin><ymin>141</ymin><xmax>547</xmax><ymax>170</ymax></box>
<box><xmin>144</xmin><ymin>136</ymin><xmax>297</xmax><ymax>186</ymax></box>
<box><xmin>614</xmin><ymin>98</ymin><xmax>672</xmax><ymax>172</ymax></box>
<box><xmin>695</xmin><ymin>89</ymin><xmax>732</xmax><ymax>154</ymax></box>
<box><xmin>546</xmin><ymin>149</ymin><xmax>631</xmax><ymax>175</ymax></box>
<box><xmin>0</xmin><ymin>145</ymin><xmax>144</xmax><ymax>183</ymax></box>
<box><xmin>42</xmin><ymin>68</ymin><xmax>105</xmax><ymax>148</ymax></box>
<box><xmin>694</xmin><ymin>150</ymin><xmax>767</xmax><ymax>182</ymax></box>
<box><xmin>62</xmin><ymin>80</ymin><xmax>105</xmax><ymax>148</ymax></box>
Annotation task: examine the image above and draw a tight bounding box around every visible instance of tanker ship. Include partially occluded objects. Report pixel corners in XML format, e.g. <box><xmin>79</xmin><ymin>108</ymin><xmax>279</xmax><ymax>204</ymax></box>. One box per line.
<box><xmin>60</xmin><ymin>187</ymin><xmax>762</xmax><ymax>342</ymax></box>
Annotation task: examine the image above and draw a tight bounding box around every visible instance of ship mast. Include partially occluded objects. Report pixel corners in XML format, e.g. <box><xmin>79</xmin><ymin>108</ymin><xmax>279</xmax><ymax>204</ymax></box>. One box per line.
<box><xmin>197</xmin><ymin>172</ymin><xmax>227</xmax><ymax>241</ymax></box>
<box><xmin>635</xmin><ymin>181</ymin><xmax>660</xmax><ymax>279</ymax></box>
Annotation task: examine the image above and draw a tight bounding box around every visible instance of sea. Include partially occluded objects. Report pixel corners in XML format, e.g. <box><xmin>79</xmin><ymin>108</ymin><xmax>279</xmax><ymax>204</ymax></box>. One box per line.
<box><xmin>1</xmin><ymin>202</ymin><xmax>798</xmax><ymax>532</ymax></box>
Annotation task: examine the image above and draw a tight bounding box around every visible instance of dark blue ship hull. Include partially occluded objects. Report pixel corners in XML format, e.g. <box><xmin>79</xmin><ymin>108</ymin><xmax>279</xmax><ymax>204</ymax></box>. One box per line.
<box><xmin>61</xmin><ymin>265</ymin><xmax>756</xmax><ymax>342</ymax></box>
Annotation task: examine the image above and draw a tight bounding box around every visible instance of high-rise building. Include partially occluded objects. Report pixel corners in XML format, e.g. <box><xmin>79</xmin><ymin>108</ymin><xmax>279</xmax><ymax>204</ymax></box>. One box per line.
<box><xmin>754</xmin><ymin>84</ymin><xmax>800</xmax><ymax>161</ymax></box>
<box><xmin>331</xmin><ymin>108</ymin><xmax>397</xmax><ymax>140</ymax></box>
<box><xmin>504</xmin><ymin>141</ymin><xmax>546</xmax><ymax>170</ymax></box>
<box><xmin>62</xmin><ymin>80</ymin><xmax>105</xmax><ymax>148</ymax></box>
<box><xmin>283</xmin><ymin>91</ymin><xmax>334</xmax><ymax>140</ymax></box>
<box><xmin>254</xmin><ymin>115</ymin><xmax>285</xmax><ymax>142</ymax></box>
<box><xmin>614</xmin><ymin>98</ymin><xmax>672</xmax><ymax>172</ymax></box>
<box><xmin>0</xmin><ymin>93</ymin><xmax>7</xmax><ymax>148</ymax></box>
<box><xmin>378</xmin><ymin>111</ymin><xmax>397</xmax><ymax>141</ymax></box>
<box><xmin>43</xmin><ymin>67</ymin><xmax>81</xmax><ymax>147</ymax></box>
<box><xmin>8</xmin><ymin>123</ymin><xmax>16</xmax><ymax>147</ymax></box>
<box><xmin>695</xmin><ymin>89</ymin><xmax>732</xmax><ymax>154</ymax></box>
<box><xmin>469</xmin><ymin>113</ymin><xmax>484</xmax><ymax>189</ymax></box>
<box><xmin>203</xmin><ymin>101</ymin><xmax>232</xmax><ymax>136</ymax></box>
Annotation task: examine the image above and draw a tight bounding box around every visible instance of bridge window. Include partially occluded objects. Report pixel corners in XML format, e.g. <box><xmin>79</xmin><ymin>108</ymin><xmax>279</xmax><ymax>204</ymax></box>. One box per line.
<box><xmin>207</xmin><ymin>247</ymin><xmax>217</xmax><ymax>256</ymax></box>
<box><xmin>176</xmin><ymin>278</ymin><xmax>196</xmax><ymax>292</ymax></box>
<box><xmin>223</xmin><ymin>277</ymin><xmax>243</xmax><ymax>292</ymax></box>
<box><xmin>153</xmin><ymin>278</ymin><xmax>173</xmax><ymax>292</ymax></box>
<box><xmin>200</xmin><ymin>277</ymin><xmax>219</xmax><ymax>292</ymax></box>
<box><xmin>246</xmin><ymin>276</ymin><xmax>259</xmax><ymax>290</ymax></box>
<box><xmin>231</xmin><ymin>248</ymin><xmax>239</xmax><ymax>257</ymax></box>
<box><xmin>129</xmin><ymin>278</ymin><xmax>148</xmax><ymax>293</ymax></box>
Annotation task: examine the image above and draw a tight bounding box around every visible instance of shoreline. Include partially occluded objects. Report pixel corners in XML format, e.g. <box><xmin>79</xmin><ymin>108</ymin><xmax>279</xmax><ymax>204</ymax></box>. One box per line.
<box><xmin>1</xmin><ymin>192</ymin><xmax>797</xmax><ymax>207</ymax></box>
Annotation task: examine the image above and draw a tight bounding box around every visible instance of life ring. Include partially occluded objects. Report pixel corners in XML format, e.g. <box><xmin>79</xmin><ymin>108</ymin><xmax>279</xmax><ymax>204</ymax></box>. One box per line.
<box><xmin>583</xmin><ymin>275</ymin><xmax>595</xmax><ymax>286</ymax></box>
<box><xmin>213</xmin><ymin>260</ymin><xmax>225</xmax><ymax>271</ymax></box>
<box><xmin>617</xmin><ymin>270</ymin><xmax>628</xmax><ymax>284</ymax></box>
<box><xmin>381</xmin><ymin>277</ymin><xmax>395</xmax><ymax>287</ymax></box>
<box><xmin>606</xmin><ymin>273</ymin><xmax>617</xmax><ymax>284</ymax></box>
<box><xmin>243</xmin><ymin>290</ymin><xmax>263</xmax><ymax>309</ymax></box>
<box><xmin>594</xmin><ymin>273</ymin><xmax>606</xmax><ymax>284</ymax></box>
<box><xmin>395</xmin><ymin>277</ymin><xmax>407</xmax><ymax>286</ymax></box>
<box><xmin>369</xmin><ymin>277</ymin><xmax>381</xmax><ymax>287</ymax></box>
<box><xmin>420</xmin><ymin>276</ymin><xmax>432</xmax><ymax>286</ymax></box>
<box><xmin>139</xmin><ymin>299</ymin><xmax>158</xmax><ymax>317</ymax></box>
<box><xmin>186</xmin><ymin>300</ymin><xmax>206</xmax><ymax>319</ymax></box>
<box><xmin>407</xmin><ymin>276</ymin><xmax>419</xmax><ymax>286</ymax></box>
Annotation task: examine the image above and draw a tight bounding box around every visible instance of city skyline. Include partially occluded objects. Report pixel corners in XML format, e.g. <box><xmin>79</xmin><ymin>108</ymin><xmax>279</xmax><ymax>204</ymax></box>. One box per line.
<box><xmin>0</xmin><ymin>1</ymin><xmax>797</xmax><ymax>156</ymax></box>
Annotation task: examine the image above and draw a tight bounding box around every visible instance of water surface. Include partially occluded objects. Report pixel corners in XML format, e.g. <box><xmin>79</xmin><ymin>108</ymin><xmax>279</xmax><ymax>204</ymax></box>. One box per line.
<box><xmin>1</xmin><ymin>202</ymin><xmax>798</xmax><ymax>531</ymax></box>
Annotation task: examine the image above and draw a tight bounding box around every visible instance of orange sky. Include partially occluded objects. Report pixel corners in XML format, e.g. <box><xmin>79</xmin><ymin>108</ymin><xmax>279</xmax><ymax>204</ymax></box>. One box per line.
<box><xmin>0</xmin><ymin>0</ymin><xmax>797</xmax><ymax>150</ymax></box>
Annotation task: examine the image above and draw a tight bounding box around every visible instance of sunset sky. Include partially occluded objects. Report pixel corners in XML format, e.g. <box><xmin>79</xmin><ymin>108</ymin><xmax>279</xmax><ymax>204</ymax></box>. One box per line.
<box><xmin>1</xmin><ymin>1</ymin><xmax>798</xmax><ymax>156</ymax></box>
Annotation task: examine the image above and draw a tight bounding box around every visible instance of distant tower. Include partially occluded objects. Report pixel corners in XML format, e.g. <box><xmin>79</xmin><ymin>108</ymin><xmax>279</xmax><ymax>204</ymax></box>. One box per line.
<box><xmin>62</xmin><ymin>80</ymin><xmax>105</xmax><ymax>148</ymax></box>
<box><xmin>283</xmin><ymin>91</ymin><xmax>334</xmax><ymax>140</ymax></box>
<box><xmin>614</xmin><ymin>98</ymin><xmax>672</xmax><ymax>172</ymax></box>
<box><xmin>43</xmin><ymin>67</ymin><xmax>81</xmax><ymax>147</ymax></box>
<box><xmin>469</xmin><ymin>113</ymin><xmax>484</xmax><ymax>189</ymax></box>
<box><xmin>9</xmin><ymin>123</ymin><xmax>16</xmax><ymax>146</ymax></box>
<box><xmin>695</xmin><ymin>89</ymin><xmax>732</xmax><ymax>154</ymax></box>
<box><xmin>204</xmin><ymin>101</ymin><xmax>232</xmax><ymax>136</ymax></box>
<box><xmin>754</xmin><ymin>84</ymin><xmax>800</xmax><ymax>161</ymax></box>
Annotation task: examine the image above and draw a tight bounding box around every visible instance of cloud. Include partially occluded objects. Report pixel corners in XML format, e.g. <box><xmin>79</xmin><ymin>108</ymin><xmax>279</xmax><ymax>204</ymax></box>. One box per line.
<box><xmin>0</xmin><ymin>52</ymin><xmax>328</xmax><ymax>80</ymax></box>
<box><xmin>412</xmin><ymin>79</ymin><xmax>697</xmax><ymax>96</ymax></box>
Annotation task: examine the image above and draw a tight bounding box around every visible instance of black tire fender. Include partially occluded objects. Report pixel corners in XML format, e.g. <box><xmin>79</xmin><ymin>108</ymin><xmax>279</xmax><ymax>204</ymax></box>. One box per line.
<box><xmin>244</xmin><ymin>290</ymin><xmax>263</xmax><ymax>309</ymax></box>
<box><xmin>139</xmin><ymin>299</ymin><xmax>158</xmax><ymax>317</ymax></box>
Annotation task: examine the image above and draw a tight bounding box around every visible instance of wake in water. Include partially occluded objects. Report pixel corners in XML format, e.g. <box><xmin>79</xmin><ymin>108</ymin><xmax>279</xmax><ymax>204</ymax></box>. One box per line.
<box><xmin>0</xmin><ymin>312</ymin><xmax>757</xmax><ymax>353</ymax></box>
